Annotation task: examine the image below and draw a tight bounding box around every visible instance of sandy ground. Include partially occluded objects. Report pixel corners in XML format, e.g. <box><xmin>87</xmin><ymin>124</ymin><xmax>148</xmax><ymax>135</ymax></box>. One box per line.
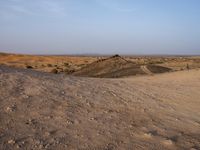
<box><xmin>1</xmin><ymin>53</ymin><xmax>200</xmax><ymax>74</ymax></box>
<box><xmin>0</xmin><ymin>65</ymin><xmax>200</xmax><ymax>150</ymax></box>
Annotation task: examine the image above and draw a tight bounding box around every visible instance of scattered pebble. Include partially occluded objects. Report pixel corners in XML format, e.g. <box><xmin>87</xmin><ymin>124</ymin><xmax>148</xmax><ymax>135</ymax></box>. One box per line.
<box><xmin>89</xmin><ymin>117</ymin><xmax>95</xmax><ymax>121</ymax></box>
<box><xmin>6</xmin><ymin>107</ymin><xmax>13</xmax><ymax>112</ymax></box>
<box><xmin>143</xmin><ymin>133</ymin><xmax>152</xmax><ymax>138</ymax></box>
<box><xmin>38</xmin><ymin>144</ymin><xmax>44</xmax><ymax>149</ymax></box>
<box><xmin>5</xmin><ymin>105</ymin><xmax>16</xmax><ymax>112</ymax></box>
<box><xmin>16</xmin><ymin>144</ymin><xmax>20</xmax><ymax>149</ymax></box>
<box><xmin>45</xmin><ymin>144</ymin><xmax>50</xmax><ymax>149</ymax></box>
<box><xmin>66</xmin><ymin>120</ymin><xmax>73</xmax><ymax>125</ymax></box>
<box><xmin>22</xmin><ymin>94</ymin><xmax>30</xmax><ymax>99</ymax></box>
<box><xmin>44</xmin><ymin>131</ymin><xmax>50</xmax><ymax>137</ymax></box>
<box><xmin>162</xmin><ymin>139</ymin><xmax>173</xmax><ymax>145</ymax></box>
<box><xmin>8</xmin><ymin>139</ymin><xmax>15</xmax><ymax>144</ymax></box>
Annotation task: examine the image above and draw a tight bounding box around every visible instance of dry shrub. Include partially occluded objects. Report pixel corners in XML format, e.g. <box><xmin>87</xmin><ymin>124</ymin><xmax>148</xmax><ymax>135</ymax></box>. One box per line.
<box><xmin>51</xmin><ymin>69</ymin><xmax>58</xmax><ymax>74</ymax></box>
<box><xmin>64</xmin><ymin>63</ymin><xmax>69</xmax><ymax>67</ymax></box>
<box><xmin>47</xmin><ymin>64</ymin><xmax>53</xmax><ymax>67</ymax></box>
<box><xmin>64</xmin><ymin>68</ymin><xmax>75</xmax><ymax>74</ymax></box>
<box><xmin>26</xmin><ymin>65</ymin><xmax>33</xmax><ymax>69</ymax></box>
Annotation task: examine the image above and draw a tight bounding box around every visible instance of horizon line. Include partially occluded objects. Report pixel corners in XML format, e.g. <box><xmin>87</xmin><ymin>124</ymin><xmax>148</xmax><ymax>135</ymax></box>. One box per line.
<box><xmin>1</xmin><ymin>51</ymin><xmax>200</xmax><ymax>57</ymax></box>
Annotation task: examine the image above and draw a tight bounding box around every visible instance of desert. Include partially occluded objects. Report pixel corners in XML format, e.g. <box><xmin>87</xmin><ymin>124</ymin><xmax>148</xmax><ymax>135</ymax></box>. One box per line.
<box><xmin>0</xmin><ymin>54</ymin><xmax>200</xmax><ymax>149</ymax></box>
<box><xmin>1</xmin><ymin>0</ymin><xmax>200</xmax><ymax>149</ymax></box>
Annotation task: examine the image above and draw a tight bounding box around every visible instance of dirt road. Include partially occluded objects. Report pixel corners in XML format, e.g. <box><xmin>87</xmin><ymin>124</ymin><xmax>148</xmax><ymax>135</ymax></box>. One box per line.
<box><xmin>0</xmin><ymin>65</ymin><xmax>200</xmax><ymax>149</ymax></box>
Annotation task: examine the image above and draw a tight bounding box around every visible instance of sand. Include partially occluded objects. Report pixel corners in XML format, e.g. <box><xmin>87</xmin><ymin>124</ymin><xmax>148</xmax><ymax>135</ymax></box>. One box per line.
<box><xmin>0</xmin><ymin>65</ymin><xmax>200</xmax><ymax>149</ymax></box>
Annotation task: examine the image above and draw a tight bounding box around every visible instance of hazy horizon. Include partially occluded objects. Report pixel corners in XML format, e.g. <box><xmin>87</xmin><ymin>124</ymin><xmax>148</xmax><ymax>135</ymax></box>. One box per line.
<box><xmin>0</xmin><ymin>0</ymin><xmax>200</xmax><ymax>55</ymax></box>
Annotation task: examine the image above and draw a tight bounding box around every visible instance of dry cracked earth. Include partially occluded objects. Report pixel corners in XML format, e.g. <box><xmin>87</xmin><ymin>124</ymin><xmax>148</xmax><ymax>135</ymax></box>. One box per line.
<box><xmin>0</xmin><ymin>65</ymin><xmax>200</xmax><ymax>150</ymax></box>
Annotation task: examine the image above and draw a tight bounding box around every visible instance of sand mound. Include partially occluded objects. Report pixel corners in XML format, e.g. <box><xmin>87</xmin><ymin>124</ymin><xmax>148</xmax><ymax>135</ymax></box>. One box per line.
<box><xmin>73</xmin><ymin>55</ymin><xmax>145</xmax><ymax>78</ymax></box>
<box><xmin>72</xmin><ymin>55</ymin><xmax>172</xmax><ymax>78</ymax></box>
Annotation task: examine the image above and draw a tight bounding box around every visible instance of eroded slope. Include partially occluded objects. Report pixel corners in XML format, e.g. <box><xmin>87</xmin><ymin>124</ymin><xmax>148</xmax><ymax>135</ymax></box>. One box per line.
<box><xmin>73</xmin><ymin>55</ymin><xmax>172</xmax><ymax>78</ymax></box>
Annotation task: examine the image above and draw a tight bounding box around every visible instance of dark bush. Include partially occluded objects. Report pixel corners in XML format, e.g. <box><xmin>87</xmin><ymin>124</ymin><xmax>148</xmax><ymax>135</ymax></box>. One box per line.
<box><xmin>51</xmin><ymin>69</ymin><xmax>58</xmax><ymax>74</ymax></box>
<box><xmin>47</xmin><ymin>64</ymin><xmax>53</xmax><ymax>67</ymax></box>
<box><xmin>26</xmin><ymin>65</ymin><xmax>33</xmax><ymax>69</ymax></box>
<box><xmin>64</xmin><ymin>69</ymin><xmax>75</xmax><ymax>74</ymax></box>
<box><xmin>63</xmin><ymin>63</ymin><xmax>69</xmax><ymax>67</ymax></box>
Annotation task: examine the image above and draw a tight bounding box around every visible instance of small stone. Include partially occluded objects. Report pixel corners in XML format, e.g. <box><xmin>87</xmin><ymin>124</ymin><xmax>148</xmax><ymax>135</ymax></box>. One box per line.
<box><xmin>38</xmin><ymin>144</ymin><xmax>44</xmax><ymax>149</ymax></box>
<box><xmin>66</xmin><ymin>120</ymin><xmax>73</xmax><ymax>125</ymax></box>
<box><xmin>16</xmin><ymin>144</ymin><xmax>21</xmax><ymax>149</ymax></box>
<box><xmin>162</xmin><ymin>139</ymin><xmax>173</xmax><ymax>145</ymax></box>
<box><xmin>35</xmin><ymin>140</ymin><xmax>41</xmax><ymax>145</ymax></box>
<box><xmin>46</xmin><ymin>115</ymin><xmax>53</xmax><ymax>119</ymax></box>
<box><xmin>6</xmin><ymin>107</ymin><xmax>13</xmax><ymax>112</ymax></box>
<box><xmin>45</xmin><ymin>144</ymin><xmax>50</xmax><ymax>148</ymax></box>
<box><xmin>64</xmin><ymin>144</ymin><xmax>68</xmax><ymax>148</ymax></box>
<box><xmin>23</xmin><ymin>95</ymin><xmax>30</xmax><ymax>99</ymax></box>
<box><xmin>144</xmin><ymin>133</ymin><xmax>152</xmax><ymax>138</ymax></box>
<box><xmin>8</xmin><ymin>139</ymin><xmax>15</xmax><ymax>144</ymax></box>
<box><xmin>90</xmin><ymin>117</ymin><xmax>94</xmax><ymax>120</ymax></box>
<box><xmin>6</xmin><ymin>105</ymin><xmax>16</xmax><ymax>112</ymax></box>
<box><xmin>44</xmin><ymin>132</ymin><xmax>50</xmax><ymax>137</ymax></box>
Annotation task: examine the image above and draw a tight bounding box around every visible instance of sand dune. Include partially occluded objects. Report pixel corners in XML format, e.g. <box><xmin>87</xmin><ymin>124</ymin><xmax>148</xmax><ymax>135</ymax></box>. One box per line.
<box><xmin>0</xmin><ymin>65</ymin><xmax>200</xmax><ymax>149</ymax></box>
<box><xmin>1</xmin><ymin>53</ymin><xmax>200</xmax><ymax>75</ymax></box>
<box><xmin>73</xmin><ymin>55</ymin><xmax>172</xmax><ymax>78</ymax></box>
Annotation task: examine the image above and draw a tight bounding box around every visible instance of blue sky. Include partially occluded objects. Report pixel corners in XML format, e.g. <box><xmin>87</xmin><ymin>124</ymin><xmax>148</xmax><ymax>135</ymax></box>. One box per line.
<box><xmin>0</xmin><ymin>0</ymin><xmax>200</xmax><ymax>55</ymax></box>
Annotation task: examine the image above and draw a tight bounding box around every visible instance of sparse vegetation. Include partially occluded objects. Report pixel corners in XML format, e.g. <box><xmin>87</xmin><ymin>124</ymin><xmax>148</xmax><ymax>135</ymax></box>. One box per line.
<box><xmin>0</xmin><ymin>53</ymin><xmax>200</xmax><ymax>77</ymax></box>
<box><xmin>51</xmin><ymin>68</ymin><xmax>58</xmax><ymax>74</ymax></box>
<box><xmin>26</xmin><ymin>65</ymin><xmax>33</xmax><ymax>69</ymax></box>
<box><xmin>64</xmin><ymin>68</ymin><xmax>75</xmax><ymax>74</ymax></box>
<box><xmin>47</xmin><ymin>64</ymin><xmax>53</xmax><ymax>67</ymax></box>
<box><xmin>63</xmin><ymin>62</ymin><xmax>69</xmax><ymax>67</ymax></box>
<box><xmin>187</xmin><ymin>64</ymin><xmax>190</xmax><ymax>70</ymax></box>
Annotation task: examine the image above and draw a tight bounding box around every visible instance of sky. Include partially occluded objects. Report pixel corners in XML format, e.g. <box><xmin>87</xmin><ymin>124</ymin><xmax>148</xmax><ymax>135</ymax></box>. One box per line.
<box><xmin>0</xmin><ymin>0</ymin><xmax>200</xmax><ymax>55</ymax></box>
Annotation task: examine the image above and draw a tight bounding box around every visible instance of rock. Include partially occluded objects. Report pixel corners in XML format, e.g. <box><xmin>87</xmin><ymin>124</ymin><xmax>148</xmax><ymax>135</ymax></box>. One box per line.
<box><xmin>44</xmin><ymin>132</ymin><xmax>50</xmax><ymax>137</ymax></box>
<box><xmin>162</xmin><ymin>139</ymin><xmax>173</xmax><ymax>145</ymax></box>
<box><xmin>5</xmin><ymin>105</ymin><xmax>16</xmax><ymax>112</ymax></box>
<box><xmin>45</xmin><ymin>144</ymin><xmax>50</xmax><ymax>149</ymax></box>
<box><xmin>38</xmin><ymin>144</ymin><xmax>44</xmax><ymax>149</ymax></box>
<box><xmin>22</xmin><ymin>94</ymin><xmax>30</xmax><ymax>99</ymax></box>
<box><xmin>8</xmin><ymin>139</ymin><xmax>15</xmax><ymax>144</ymax></box>
<box><xmin>6</xmin><ymin>107</ymin><xmax>13</xmax><ymax>112</ymax></box>
<box><xmin>16</xmin><ymin>145</ymin><xmax>20</xmax><ymax>149</ymax></box>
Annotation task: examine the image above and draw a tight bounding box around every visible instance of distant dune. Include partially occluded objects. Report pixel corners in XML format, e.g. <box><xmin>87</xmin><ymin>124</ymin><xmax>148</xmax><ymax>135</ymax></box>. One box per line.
<box><xmin>1</xmin><ymin>53</ymin><xmax>200</xmax><ymax>78</ymax></box>
<box><xmin>0</xmin><ymin>65</ymin><xmax>200</xmax><ymax>149</ymax></box>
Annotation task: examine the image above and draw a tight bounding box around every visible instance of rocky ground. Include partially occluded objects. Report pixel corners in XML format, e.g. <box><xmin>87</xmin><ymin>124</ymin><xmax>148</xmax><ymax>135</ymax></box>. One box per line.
<box><xmin>0</xmin><ymin>65</ymin><xmax>200</xmax><ymax>150</ymax></box>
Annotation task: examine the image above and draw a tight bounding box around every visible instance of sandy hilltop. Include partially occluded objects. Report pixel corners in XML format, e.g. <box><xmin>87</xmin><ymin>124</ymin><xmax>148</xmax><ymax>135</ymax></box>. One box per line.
<box><xmin>0</xmin><ymin>61</ymin><xmax>200</xmax><ymax>149</ymax></box>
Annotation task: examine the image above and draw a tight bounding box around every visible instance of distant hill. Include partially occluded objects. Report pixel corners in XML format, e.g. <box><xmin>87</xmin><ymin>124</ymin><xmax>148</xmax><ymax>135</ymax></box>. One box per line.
<box><xmin>72</xmin><ymin>55</ymin><xmax>172</xmax><ymax>78</ymax></box>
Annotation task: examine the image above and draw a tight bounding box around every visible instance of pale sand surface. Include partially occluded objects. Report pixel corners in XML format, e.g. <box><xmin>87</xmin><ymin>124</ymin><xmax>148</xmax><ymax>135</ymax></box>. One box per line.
<box><xmin>0</xmin><ymin>66</ymin><xmax>200</xmax><ymax>149</ymax></box>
